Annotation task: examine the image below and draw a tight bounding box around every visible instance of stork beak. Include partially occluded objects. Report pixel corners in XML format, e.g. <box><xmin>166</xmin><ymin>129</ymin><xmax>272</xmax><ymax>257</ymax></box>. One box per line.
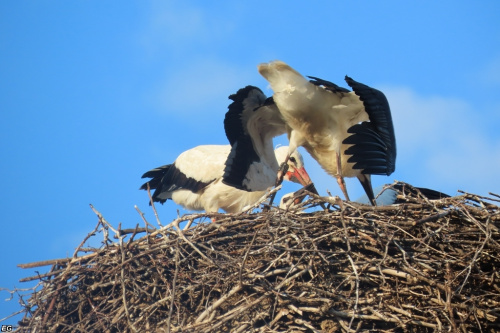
<box><xmin>287</xmin><ymin>167</ymin><xmax>313</xmax><ymax>187</ymax></box>
<box><xmin>283</xmin><ymin>188</ymin><xmax>309</xmax><ymax>207</ymax></box>
<box><xmin>286</xmin><ymin>170</ymin><xmax>326</xmax><ymax>210</ymax></box>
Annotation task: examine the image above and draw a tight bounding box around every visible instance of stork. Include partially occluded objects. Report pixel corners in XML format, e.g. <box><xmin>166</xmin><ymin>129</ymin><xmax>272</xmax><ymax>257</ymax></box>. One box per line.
<box><xmin>355</xmin><ymin>184</ymin><xmax>449</xmax><ymax>205</ymax></box>
<box><xmin>281</xmin><ymin>184</ymin><xmax>449</xmax><ymax>209</ymax></box>
<box><xmin>140</xmin><ymin>145</ymin><xmax>310</xmax><ymax>213</ymax></box>
<box><xmin>140</xmin><ymin>85</ymin><xmax>313</xmax><ymax>213</ymax></box>
<box><xmin>258</xmin><ymin>60</ymin><xmax>396</xmax><ymax>206</ymax></box>
<box><xmin>221</xmin><ymin>84</ymin><xmax>320</xmax><ymax>206</ymax></box>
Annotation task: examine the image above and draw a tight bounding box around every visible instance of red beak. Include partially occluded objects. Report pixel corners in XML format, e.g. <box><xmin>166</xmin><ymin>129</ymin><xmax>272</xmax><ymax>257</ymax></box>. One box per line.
<box><xmin>287</xmin><ymin>166</ymin><xmax>312</xmax><ymax>187</ymax></box>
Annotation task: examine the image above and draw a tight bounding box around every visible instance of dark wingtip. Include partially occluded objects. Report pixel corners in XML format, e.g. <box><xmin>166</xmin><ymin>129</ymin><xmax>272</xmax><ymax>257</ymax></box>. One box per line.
<box><xmin>343</xmin><ymin>76</ymin><xmax>397</xmax><ymax>177</ymax></box>
<box><xmin>228</xmin><ymin>85</ymin><xmax>262</xmax><ymax>102</ymax></box>
<box><xmin>224</xmin><ymin>85</ymin><xmax>265</xmax><ymax>146</ymax></box>
<box><xmin>308</xmin><ymin>76</ymin><xmax>350</xmax><ymax>93</ymax></box>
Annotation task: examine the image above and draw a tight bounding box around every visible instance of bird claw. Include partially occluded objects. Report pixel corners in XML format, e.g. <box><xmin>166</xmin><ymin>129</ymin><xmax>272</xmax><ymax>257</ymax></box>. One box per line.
<box><xmin>268</xmin><ymin>162</ymin><xmax>290</xmax><ymax>207</ymax></box>
<box><xmin>275</xmin><ymin>161</ymin><xmax>289</xmax><ymax>187</ymax></box>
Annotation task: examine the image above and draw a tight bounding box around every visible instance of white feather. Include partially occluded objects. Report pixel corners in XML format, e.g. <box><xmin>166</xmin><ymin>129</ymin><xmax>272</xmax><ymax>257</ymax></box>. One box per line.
<box><xmin>143</xmin><ymin>145</ymin><xmax>307</xmax><ymax>213</ymax></box>
<box><xmin>258</xmin><ymin>60</ymin><xmax>368</xmax><ymax>179</ymax></box>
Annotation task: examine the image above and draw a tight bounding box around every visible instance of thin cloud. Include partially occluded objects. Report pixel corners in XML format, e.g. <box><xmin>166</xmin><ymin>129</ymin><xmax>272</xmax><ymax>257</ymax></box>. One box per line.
<box><xmin>140</xmin><ymin>1</ymin><xmax>236</xmax><ymax>54</ymax></box>
<box><xmin>479</xmin><ymin>55</ymin><xmax>500</xmax><ymax>85</ymax></box>
<box><xmin>139</xmin><ymin>2</ymin><xmax>254</xmax><ymax>116</ymax></box>
<box><xmin>383</xmin><ymin>86</ymin><xmax>500</xmax><ymax>194</ymax></box>
<box><xmin>385</xmin><ymin>87</ymin><xmax>470</xmax><ymax>152</ymax></box>
<box><xmin>155</xmin><ymin>58</ymin><xmax>254</xmax><ymax>115</ymax></box>
<box><xmin>426</xmin><ymin>136</ymin><xmax>500</xmax><ymax>189</ymax></box>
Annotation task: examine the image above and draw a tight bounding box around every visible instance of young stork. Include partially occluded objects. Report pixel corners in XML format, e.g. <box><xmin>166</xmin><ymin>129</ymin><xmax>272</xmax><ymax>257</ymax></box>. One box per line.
<box><xmin>355</xmin><ymin>184</ymin><xmax>449</xmax><ymax>205</ymax></box>
<box><xmin>140</xmin><ymin>85</ymin><xmax>313</xmax><ymax>213</ymax></box>
<box><xmin>281</xmin><ymin>184</ymin><xmax>449</xmax><ymax>209</ymax></box>
<box><xmin>258</xmin><ymin>60</ymin><xmax>396</xmax><ymax>206</ymax></box>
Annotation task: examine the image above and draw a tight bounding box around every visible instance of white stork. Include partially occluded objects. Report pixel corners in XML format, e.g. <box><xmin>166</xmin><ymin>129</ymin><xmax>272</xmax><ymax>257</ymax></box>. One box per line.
<box><xmin>258</xmin><ymin>60</ymin><xmax>396</xmax><ymax>206</ymax></box>
<box><xmin>281</xmin><ymin>184</ymin><xmax>449</xmax><ymax>209</ymax></box>
<box><xmin>140</xmin><ymin>85</ymin><xmax>313</xmax><ymax>213</ymax></box>
<box><xmin>355</xmin><ymin>184</ymin><xmax>449</xmax><ymax>205</ymax></box>
<box><xmin>140</xmin><ymin>145</ymin><xmax>310</xmax><ymax>213</ymax></box>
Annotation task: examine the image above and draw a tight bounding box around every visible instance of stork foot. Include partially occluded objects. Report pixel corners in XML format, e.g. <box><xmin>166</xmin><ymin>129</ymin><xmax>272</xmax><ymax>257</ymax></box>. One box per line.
<box><xmin>275</xmin><ymin>161</ymin><xmax>289</xmax><ymax>187</ymax></box>
<box><xmin>336</xmin><ymin>174</ymin><xmax>350</xmax><ymax>202</ymax></box>
<box><xmin>268</xmin><ymin>161</ymin><xmax>289</xmax><ymax>207</ymax></box>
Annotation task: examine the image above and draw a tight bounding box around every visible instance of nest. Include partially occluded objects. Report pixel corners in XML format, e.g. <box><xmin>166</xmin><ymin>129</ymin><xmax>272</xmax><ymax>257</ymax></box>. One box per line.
<box><xmin>9</xmin><ymin>182</ymin><xmax>500</xmax><ymax>332</ymax></box>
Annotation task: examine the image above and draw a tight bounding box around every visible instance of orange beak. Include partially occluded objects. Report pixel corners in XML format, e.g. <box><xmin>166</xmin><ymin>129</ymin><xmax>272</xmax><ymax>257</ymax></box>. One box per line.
<box><xmin>287</xmin><ymin>167</ymin><xmax>313</xmax><ymax>187</ymax></box>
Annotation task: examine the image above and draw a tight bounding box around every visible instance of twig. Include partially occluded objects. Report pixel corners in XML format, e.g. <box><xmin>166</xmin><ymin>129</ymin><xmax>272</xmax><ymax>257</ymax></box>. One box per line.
<box><xmin>118</xmin><ymin>228</ymin><xmax>138</xmax><ymax>332</ymax></box>
<box><xmin>239</xmin><ymin>230</ymin><xmax>258</xmax><ymax>288</ymax></box>
<box><xmin>146</xmin><ymin>182</ymin><xmax>163</xmax><ymax>226</ymax></box>
<box><xmin>243</xmin><ymin>184</ymin><xmax>282</xmax><ymax>213</ymax></box>
<box><xmin>340</xmin><ymin>207</ymin><xmax>360</xmax><ymax>331</ymax></box>
<box><xmin>167</xmin><ymin>240</ymin><xmax>180</xmax><ymax>333</ymax></box>
<box><xmin>134</xmin><ymin>205</ymin><xmax>156</xmax><ymax>235</ymax></box>
<box><xmin>413</xmin><ymin>210</ymin><xmax>452</xmax><ymax>225</ymax></box>
<box><xmin>17</xmin><ymin>252</ymin><xmax>99</xmax><ymax>269</ymax></box>
<box><xmin>72</xmin><ymin>216</ymin><xmax>101</xmax><ymax>258</ymax></box>
<box><xmin>90</xmin><ymin>204</ymin><xmax>120</xmax><ymax>235</ymax></box>
<box><xmin>194</xmin><ymin>284</ymin><xmax>243</xmax><ymax>324</ymax></box>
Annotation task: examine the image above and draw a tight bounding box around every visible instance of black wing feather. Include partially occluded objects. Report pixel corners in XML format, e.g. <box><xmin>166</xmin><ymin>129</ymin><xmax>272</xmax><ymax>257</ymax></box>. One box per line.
<box><xmin>393</xmin><ymin>183</ymin><xmax>450</xmax><ymax>201</ymax></box>
<box><xmin>224</xmin><ymin>86</ymin><xmax>262</xmax><ymax>145</ymax></box>
<box><xmin>308</xmin><ymin>76</ymin><xmax>350</xmax><ymax>93</ymax></box>
<box><xmin>222</xmin><ymin>140</ymin><xmax>260</xmax><ymax>191</ymax></box>
<box><xmin>140</xmin><ymin>164</ymin><xmax>213</xmax><ymax>204</ymax></box>
<box><xmin>343</xmin><ymin>76</ymin><xmax>397</xmax><ymax>176</ymax></box>
<box><xmin>222</xmin><ymin>86</ymin><xmax>266</xmax><ymax>191</ymax></box>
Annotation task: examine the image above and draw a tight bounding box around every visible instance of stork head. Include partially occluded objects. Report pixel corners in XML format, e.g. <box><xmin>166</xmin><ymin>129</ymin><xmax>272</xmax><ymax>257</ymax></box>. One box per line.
<box><xmin>279</xmin><ymin>192</ymin><xmax>301</xmax><ymax>209</ymax></box>
<box><xmin>274</xmin><ymin>146</ymin><xmax>312</xmax><ymax>187</ymax></box>
<box><xmin>279</xmin><ymin>187</ymin><xmax>311</xmax><ymax>209</ymax></box>
<box><xmin>258</xmin><ymin>60</ymin><xmax>305</xmax><ymax>94</ymax></box>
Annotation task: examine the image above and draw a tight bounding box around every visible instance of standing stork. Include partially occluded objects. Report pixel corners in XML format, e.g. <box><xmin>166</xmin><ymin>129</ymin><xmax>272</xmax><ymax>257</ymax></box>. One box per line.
<box><xmin>222</xmin><ymin>85</ymin><xmax>319</xmax><ymax>206</ymax></box>
<box><xmin>140</xmin><ymin>85</ymin><xmax>313</xmax><ymax>213</ymax></box>
<box><xmin>258</xmin><ymin>60</ymin><xmax>396</xmax><ymax>206</ymax></box>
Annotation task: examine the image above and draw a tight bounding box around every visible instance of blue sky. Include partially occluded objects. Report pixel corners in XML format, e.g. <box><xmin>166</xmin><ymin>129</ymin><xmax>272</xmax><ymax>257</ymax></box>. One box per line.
<box><xmin>1</xmin><ymin>0</ymin><xmax>499</xmax><ymax>324</ymax></box>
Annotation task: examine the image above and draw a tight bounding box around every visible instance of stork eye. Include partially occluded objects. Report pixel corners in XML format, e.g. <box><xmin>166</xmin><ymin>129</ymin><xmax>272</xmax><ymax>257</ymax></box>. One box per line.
<box><xmin>289</xmin><ymin>156</ymin><xmax>297</xmax><ymax>164</ymax></box>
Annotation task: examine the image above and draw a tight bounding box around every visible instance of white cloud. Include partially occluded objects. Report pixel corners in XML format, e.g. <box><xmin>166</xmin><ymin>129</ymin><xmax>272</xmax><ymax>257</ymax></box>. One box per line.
<box><xmin>155</xmin><ymin>58</ymin><xmax>254</xmax><ymax>114</ymax></box>
<box><xmin>384</xmin><ymin>87</ymin><xmax>470</xmax><ymax>153</ymax></box>
<box><xmin>382</xmin><ymin>86</ymin><xmax>500</xmax><ymax>195</ymax></box>
<box><xmin>425</xmin><ymin>135</ymin><xmax>500</xmax><ymax>191</ymax></box>
<box><xmin>138</xmin><ymin>2</ymin><xmax>257</xmax><ymax>116</ymax></box>
<box><xmin>140</xmin><ymin>1</ymin><xmax>236</xmax><ymax>54</ymax></box>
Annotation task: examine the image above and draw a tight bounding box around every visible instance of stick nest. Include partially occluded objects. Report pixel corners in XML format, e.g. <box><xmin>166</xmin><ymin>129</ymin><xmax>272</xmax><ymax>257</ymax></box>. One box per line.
<box><xmin>11</xmin><ymin>182</ymin><xmax>500</xmax><ymax>332</ymax></box>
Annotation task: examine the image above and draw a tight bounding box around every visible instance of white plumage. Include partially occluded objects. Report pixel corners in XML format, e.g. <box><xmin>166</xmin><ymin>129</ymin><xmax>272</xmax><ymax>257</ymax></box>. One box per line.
<box><xmin>258</xmin><ymin>60</ymin><xmax>396</xmax><ymax>205</ymax></box>
<box><xmin>140</xmin><ymin>145</ymin><xmax>310</xmax><ymax>213</ymax></box>
<box><xmin>140</xmin><ymin>84</ymin><xmax>313</xmax><ymax>213</ymax></box>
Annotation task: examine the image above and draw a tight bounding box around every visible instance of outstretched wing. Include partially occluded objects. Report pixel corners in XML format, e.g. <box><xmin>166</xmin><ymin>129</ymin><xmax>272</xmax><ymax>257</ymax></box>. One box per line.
<box><xmin>223</xmin><ymin>86</ymin><xmax>274</xmax><ymax>191</ymax></box>
<box><xmin>342</xmin><ymin>76</ymin><xmax>396</xmax><ymax>176</ymax></box>
<box><xmin>308</xmin><ymin>76</ymin><xmax>350</xmax><ymax>94</ymax></box>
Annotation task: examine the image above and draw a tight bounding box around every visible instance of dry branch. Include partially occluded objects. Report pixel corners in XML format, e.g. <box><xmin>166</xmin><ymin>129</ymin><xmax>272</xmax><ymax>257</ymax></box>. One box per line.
<box><xmin>9</xmin><ymin>182</ymin><xmax>500</xmax><ymax>332</ymax></box>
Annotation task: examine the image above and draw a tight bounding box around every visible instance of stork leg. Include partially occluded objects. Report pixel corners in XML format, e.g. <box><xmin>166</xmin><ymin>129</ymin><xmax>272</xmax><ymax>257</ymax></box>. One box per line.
<box><xmin>275</xmin><ymin>159</ymin><xmax>290</xmax><ymax>187</ymax></box>
<box><xmin>268</xmin><ymin>155</ymin><xmax>290</xmax><ymax>207</ymax></box>
<box><xmin>357</xmin><ymin>174</ymin><xmax>376</xmax><ymax>206</ymax></box>
<box><xmin>335</xmin><ymin>151</ymin><xmax>350</xmax><ymax>201</ymax></box>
